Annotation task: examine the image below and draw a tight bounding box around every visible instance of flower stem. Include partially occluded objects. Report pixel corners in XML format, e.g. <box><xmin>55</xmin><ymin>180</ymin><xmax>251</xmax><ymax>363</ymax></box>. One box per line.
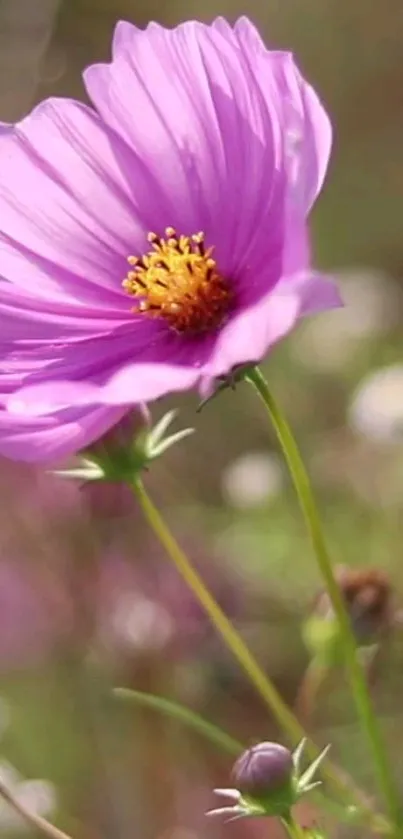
<box><xmin>131</xmin><ymin>478</ymin><xmax>390</xmax><ymax>834</ymax></box>
<box><xmin>246</xmin><ymin>365</ymin><xmax>401</xmax><ymax>830</ymax></box>
<box><xmin>132</xmin><ymin>477</ymin><xmax>305</xmax><ymax>743</ymax></box>
<box><xmin>0</xmin><ymin>777</ymin><xmax>72</xmax><ymax>839</ymax></box>
<box><xmin>114</xmin><ymin>688</ymin><xmax>243</xmax><ymax>756</ymax></box>
<box><xmin>295</xmin><ymin>660</ymin><xmax>327</xmax><ymax>726</ymax></box>
<box><xmin>281</xmin><ymin>815</ymin><xmax>308</xmax><ymax>839</ymax></box>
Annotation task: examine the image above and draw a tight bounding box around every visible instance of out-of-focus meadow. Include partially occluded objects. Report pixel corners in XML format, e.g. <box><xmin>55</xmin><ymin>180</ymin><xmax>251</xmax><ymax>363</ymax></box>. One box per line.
<box><xmin>0</xmin><ymin>0</ymin><xmax>403</xmax><ymax>837</ymax></box>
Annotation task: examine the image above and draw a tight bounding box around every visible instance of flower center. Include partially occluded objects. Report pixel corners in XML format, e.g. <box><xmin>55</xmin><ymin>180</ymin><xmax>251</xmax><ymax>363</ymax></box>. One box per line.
<box><xmin>123</xmin><ymin>227</ymin><xmax>232</xmax><ymax>334</ymax></box>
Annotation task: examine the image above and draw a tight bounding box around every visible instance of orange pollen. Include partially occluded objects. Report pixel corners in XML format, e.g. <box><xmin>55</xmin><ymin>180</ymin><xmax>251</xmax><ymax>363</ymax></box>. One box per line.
<box><xmin>122</xmin><ymin>227</ymin><xmax>232</xmax><ymax>334</ymax></box>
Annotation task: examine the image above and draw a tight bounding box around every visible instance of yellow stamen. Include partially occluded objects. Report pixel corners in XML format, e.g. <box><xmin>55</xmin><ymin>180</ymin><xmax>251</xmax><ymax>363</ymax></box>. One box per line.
<box><xmin>123</xmin><ymin>227</ymin><xmax>232</xmax><ymax>334</ymax></box>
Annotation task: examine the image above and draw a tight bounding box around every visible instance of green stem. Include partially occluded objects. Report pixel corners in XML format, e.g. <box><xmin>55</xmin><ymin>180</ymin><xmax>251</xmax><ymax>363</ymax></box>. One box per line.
<box><xmin>246</xmin><ymin>365</ymin><xmax>401</xmax><ymax>830</ymax></box>
<box><xmin>0</xmin><ymin>776</ymin><xmax>72</xmax><ymax>839</ymax></box>
<box><xmin>114</xmin><ymin>688</ymin><xmax>242</xmax><ymax>756</ymax></box>
<box><xmin>281</xmin><ymin>815</ymin><xmax>308</xmax><ymax>839</ymax></box>
<box><xmin>131</xmin><ymin>478</ymin><xmax>390</xmax><ymax>834</ymax></box>
<box><xmin>132</xmin><ymin>477</ymin><xmax>305</xmax><ymax>744</ymax></box>
<box><xmin>295</xmin><ymin>660</ymin><xmax>327</xmax><ymax>725</ymax></box>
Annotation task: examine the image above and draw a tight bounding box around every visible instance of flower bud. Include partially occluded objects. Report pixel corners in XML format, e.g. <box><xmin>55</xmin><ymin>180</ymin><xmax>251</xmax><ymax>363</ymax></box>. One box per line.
<box><xmin>55</xmin><ymin>408</ymin><xmax>194</xmax><ymax>494</ymax></box>
<box><xmin>313</xmin><ymin>565</ymin><xmax>392</xmax><ymax>646</ymax></box>
<box><xmin>90</xmin><ymin>407</ymin><xmax>150</xmax><ymax>468</ymax></box>
<box><xmin>208</xmin><ymin>739</ymin><xmax>329</xmax><ymax>822</ymax></box>
<box><xmin>232</xmin><ymin>742</ymin><xmax>293</xmax><ymax>801</ymax></box>
<box><xmin>81</xmin><ymin>408</ymin><xmax>150</xmax><ymax>518</ymax></box>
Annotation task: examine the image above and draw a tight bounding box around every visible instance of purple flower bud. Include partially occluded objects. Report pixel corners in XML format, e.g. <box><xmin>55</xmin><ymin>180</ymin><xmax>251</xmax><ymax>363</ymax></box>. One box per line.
<box><xmin>232</xmin><ymin>742</ymin><xmax>293</xmax><ymax>800</ymax></box>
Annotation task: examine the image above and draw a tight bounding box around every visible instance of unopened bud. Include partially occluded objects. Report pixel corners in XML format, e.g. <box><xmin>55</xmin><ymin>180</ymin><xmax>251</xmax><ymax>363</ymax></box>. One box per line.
<box><xmin>208</xmin><ymin>738</ymin><xmax>329</xmax><ymax>822</ymax></box>
<box><xmin>313</xmin><ymin>565</ymin><xmax>392</xmax><ymax>647</ymax></box>
<box><xmin>89</xmin><ymin>407</ymin><xmax>150</xmax><ymax>470</ymax></box>
<box><xmin>232</xmin><ymin>742</ymin><xmax>293</xmax><ymax>801</ymax></box>
<box><xmin>81</xmin><ymin>408</ymin><xmax>150</xmax><ymax>517</ymax></box>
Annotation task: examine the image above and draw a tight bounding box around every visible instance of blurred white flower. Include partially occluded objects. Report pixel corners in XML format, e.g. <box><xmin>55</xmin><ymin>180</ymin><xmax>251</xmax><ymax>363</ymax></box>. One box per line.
<box><xmin>337</xmin><ymin>270</ymin><xmax>402</xmax><ymax>337</ymax></box>
<box><xmin>0</xmin><ymin>762</ymin><xmax>56</xmax><ymax>831</ymax></box>
<box><xmin>17</xmin><ymin>780</ymin><xmax>56</xmax><ymax>820</ymax></box>
<box><xmin>107</xmin><ymin>593</ymin><xmax>174</xmax><ymax>653</ymax></box>
<box><xmin>294</xmin><ymin>271</ymin><xmax>402</xmax><ymax>372</ymax></box>
<box><xmin>348</xmin><ymin>365</ymin><xmax>403</xmax><ymax>442</ymax></box>
<box><xmin>222</xmin><ymin>452</ymin><xmax>284</xmax><ymax>509</ymax></box>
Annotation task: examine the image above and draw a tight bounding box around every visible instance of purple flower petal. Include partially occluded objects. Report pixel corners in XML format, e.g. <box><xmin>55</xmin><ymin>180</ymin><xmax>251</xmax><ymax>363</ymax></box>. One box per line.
<box><xmin>0</xmin><ymin>403</ymin><xmax>127</xmax><ymax>463</ymax></box>
<box><xmin>3</xmin><ymin>318</ymin><xmax>216</xmax><ymax>414</ymax></box>
<box><xmin>0</xmin><ymin>284</ymin><xmax>130</xmax><ymax>343</ymax></box>
<box><xmin>201</xmin><ymin>272</ymin><xmax>341</xmax><ymax>387</ymax></box>
<box><xmin>233</xmin><ymin>18</ymin><xmax>332</xmax><ymax>213</ymax></box>
<box><xmin>284</xmin><ymin>271</ymin><xmax>343</xmax><ymax>317</ymax></box>
<box><xmin>0</xmin><ymin>17</ymin><xmax>338</xmax><ymax>461</ymax></box>
<box><xmin>7</xmin><ymin>363</ymin><xmax>202</xmax><ymax>416</ymax></box>
<box><xmin>84</xmin><ymin>20</ymin><xmax>287</xmax><ymax>282</ymax></box>
<box><xmin>0</xmin><ymin>98</ymin><xmax>154</xmax><ymax>307</ymax></box>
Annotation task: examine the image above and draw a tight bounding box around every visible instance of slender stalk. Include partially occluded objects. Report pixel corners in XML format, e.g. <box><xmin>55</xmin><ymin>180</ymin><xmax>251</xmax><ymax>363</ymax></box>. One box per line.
<box><xmin>114</xmin><ymin>688</ymin><xmax>243</xmax><ymax>756</ymax></box>
<box><xmin>246</xmin><ymin>366</ymin><xmax>401</xmax><ymax>830</ymax></box>
<box><xmin>132</xmin><ymin>477</ymin><xmax>305</xmax><ymax>744</ymax></box>
<box><xmin>281</xmin><ymin>815</ymin><xmax>308</xmax><ymax>839</ymax></box>
<box><xmin>0</xmin><ymin>777</ymin><xmax>72</xmax><ymax>839</ymax></box>
<box><xmin>131</xmin><ymin>478</ymin><xmax>390</xmax><ymax>834</ymax></box>
<box><xmin>295</xmin><ymin>661</ymin><xmax>327</xmax><ymax>726</ymax></box>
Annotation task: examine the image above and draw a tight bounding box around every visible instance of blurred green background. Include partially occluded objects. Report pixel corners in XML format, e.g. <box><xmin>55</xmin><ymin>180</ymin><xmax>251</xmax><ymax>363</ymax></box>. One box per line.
<box><xmin>0</xmin><ymin>1</ymin><xmax>403</xmax><ymax>837</ymax></box>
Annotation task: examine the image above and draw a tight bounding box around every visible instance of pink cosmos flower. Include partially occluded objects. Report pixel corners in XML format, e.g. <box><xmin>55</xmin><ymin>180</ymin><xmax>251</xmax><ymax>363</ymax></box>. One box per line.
<box><xmin>0</xmin><ymin>17</ymin><xmax>340</xmax><ymax>462</ymax></box>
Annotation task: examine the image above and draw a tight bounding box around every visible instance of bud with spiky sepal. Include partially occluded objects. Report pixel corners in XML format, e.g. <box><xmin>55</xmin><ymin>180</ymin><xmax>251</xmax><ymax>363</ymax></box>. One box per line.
<box><xmin>207</xmin><ymin>739</ymin><xmax>329</xmax><ymax>822</ymax></box>
<box><xmin>52</xmin><ymin>408</ymin><xmax>194</xmax><ymax>484</ymax></box>
<box><xmin>232</xmin><ymin>742</ymin><xmax>294</xmax><ymax>813</ymax></box>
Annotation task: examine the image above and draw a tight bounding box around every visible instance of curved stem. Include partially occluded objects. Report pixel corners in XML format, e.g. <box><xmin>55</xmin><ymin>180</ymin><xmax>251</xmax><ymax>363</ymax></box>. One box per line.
<box><xmin>114</xmin><ymin>688</ymin><xmax>243</xmax><ymax>756</ymax></box>
<box><xmin>295</xmin><ymin>660</ymin><xmax>327</xmax><ymax>726</ymax></box>
<box><xmin>246</xmin><ymin>366</ymin><xmax>401</xmax><ymax>830</ymax></box>
<box><xmin>131</xmin><ymin>478</ymin><xmax>390</xmax><ymax>834</ymax></box>
<box><xmin>132</xmin><ymin>477</ymin><xmax>305</xmax><ymax>744</ymax></box>
<box><xmin>0</xmin><ymin>777</ymin><xmax>72</xmax><ymax>839</ymax></box>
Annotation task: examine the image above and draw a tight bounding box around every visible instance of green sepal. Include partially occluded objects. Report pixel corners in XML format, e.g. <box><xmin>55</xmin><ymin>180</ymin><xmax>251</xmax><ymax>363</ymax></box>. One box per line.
<box><xmin>51</xmin><ymin>410</ymin><xmax>194</xmax><ymax>484</ymax></box>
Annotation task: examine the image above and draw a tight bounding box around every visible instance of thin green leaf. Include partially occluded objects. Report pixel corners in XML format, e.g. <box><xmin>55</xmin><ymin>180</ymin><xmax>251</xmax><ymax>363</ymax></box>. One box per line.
<box><xmin>114</xmin><ymin>688</ymin><xmax>242</xmax><ymax>756</ymax></box>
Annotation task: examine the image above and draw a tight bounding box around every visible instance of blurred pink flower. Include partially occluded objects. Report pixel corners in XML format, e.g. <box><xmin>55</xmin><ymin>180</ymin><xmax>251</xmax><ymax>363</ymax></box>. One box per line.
<box><xmin>93</xmin><ymin>546</ymin><xmax>241</xmax><ymax>665</ymax></box>
<box><xmin>0</xmin><ymin>558</ymin><xmax>71</xmax><ymax>669</ymax></box>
